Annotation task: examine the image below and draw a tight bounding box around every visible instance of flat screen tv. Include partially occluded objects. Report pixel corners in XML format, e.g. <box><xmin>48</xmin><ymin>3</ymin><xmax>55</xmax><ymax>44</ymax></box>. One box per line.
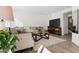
<box><xmin>49</xmin><ymin>18</ymin><xmax>60</xmax><ymax>27</ymax></box>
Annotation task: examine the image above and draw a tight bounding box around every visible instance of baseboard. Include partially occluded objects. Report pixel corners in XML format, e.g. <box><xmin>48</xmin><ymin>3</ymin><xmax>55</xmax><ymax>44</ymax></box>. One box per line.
<box><xmin>14</xmin><ymin>47</ymin><xmax>33</xmax><ymax>53</ymax></box>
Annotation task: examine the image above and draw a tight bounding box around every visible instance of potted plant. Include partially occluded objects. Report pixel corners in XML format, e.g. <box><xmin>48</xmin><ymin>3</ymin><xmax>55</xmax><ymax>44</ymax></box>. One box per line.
<box><xmin>36</xmin><ymin>26</ymin><xmax>43</xmax><ymax>33</ymax></box>
<box><xmin>0</xmin><ymin>30</ymin><xmax>18</xmax><ymax>53</ymax></box>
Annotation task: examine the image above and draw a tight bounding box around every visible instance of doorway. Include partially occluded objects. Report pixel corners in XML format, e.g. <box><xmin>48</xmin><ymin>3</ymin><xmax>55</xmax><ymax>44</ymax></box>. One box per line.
<box><xmin>63</xmin><ymin>11</ymin><xmax>72</xmax><ymax>41</ymax></box>
<box><xmin>68</xmin><ymin>16</ymin><xmax>73</xmax><ymax>34</ymax></box>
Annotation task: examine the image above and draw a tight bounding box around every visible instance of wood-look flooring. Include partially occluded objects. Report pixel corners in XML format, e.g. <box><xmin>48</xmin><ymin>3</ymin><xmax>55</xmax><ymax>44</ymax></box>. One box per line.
<box><xmin>19</xmin><ymin>34</ymin><xmax>79</xmax><ymax>53</ymax></box>
<box><xmin>47</xmin><ymin>41</ymin><xmax>79</xmax><ymax>53</ymax></box>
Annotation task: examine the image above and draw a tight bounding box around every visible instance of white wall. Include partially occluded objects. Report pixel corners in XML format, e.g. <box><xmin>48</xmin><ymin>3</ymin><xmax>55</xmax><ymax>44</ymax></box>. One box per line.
<box><xmin>12</xmin><ymin>10</ymin><xmax>50</xmax><ymax>27</ymax></box>
<box><xmin>63</xmin><ymin>14</ymin><xmax>68</xmax><ymax>34</ymax></box>
<box><xmin>12</xmin><ymin>7</ymin><xmax>72</xmax><ymax>35</ymax></box>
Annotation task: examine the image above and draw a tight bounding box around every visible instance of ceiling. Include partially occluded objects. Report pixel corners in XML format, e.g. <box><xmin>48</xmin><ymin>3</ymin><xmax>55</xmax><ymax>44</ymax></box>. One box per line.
<box><xmin>12</xmin><ymin>6</ymin><xmax>72</xmax><ymax>15</ymax></box>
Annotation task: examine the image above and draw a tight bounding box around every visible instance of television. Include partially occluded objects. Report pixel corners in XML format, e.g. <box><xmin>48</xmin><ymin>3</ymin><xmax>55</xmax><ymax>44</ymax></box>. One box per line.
<box><xmin>49</xmin><ymin>18</ymin><xmax>60</xmax><ymax>27</ymax></box>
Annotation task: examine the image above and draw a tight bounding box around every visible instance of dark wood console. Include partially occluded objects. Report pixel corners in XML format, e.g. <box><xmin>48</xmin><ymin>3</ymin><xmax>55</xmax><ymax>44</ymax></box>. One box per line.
<box><xmin>48</xmin><ymin>26</ymin><xmax>61</xmax><ymax>35</ymax></box>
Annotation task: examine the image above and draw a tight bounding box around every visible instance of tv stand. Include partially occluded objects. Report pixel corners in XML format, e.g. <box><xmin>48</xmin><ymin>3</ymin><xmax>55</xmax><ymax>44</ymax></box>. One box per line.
<box><xmin>48</xmin><ymin>26</ymin><xmax>61</xmax><ymax>35</ymax></box>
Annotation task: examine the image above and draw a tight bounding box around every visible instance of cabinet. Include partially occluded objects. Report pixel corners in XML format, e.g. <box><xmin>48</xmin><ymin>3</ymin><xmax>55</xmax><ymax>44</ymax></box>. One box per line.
<box><xmin>48</xmin><ymin>26</ymin><xmax>61</xmax><ymax>35</ymax></box>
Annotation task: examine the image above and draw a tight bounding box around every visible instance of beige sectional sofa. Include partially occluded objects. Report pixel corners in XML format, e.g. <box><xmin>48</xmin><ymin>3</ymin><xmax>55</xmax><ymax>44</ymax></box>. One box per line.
<box><xmin>11</xmin><ymin>26</ymin><xmax>48</xmax><ymax>52</ymax></box>
<box><xmin>14</xmin><ymin>33</ymin><xmax>34</xmax><ymax>51</ymax></box>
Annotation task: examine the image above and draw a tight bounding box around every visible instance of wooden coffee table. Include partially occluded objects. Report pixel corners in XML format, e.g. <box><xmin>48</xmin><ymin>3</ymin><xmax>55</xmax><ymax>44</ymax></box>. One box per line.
<box><xmin>32</xmin><ymin>32</ymin><xmax>49</xmax><ymax>42</ymax></box>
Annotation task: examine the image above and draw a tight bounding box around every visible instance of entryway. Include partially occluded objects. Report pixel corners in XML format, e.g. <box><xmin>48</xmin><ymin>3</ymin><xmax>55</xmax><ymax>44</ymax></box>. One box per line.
<box><xmin>63</xmin><ymin>11</ymin><xmax>72</xmax><ymax>41</ymax></box>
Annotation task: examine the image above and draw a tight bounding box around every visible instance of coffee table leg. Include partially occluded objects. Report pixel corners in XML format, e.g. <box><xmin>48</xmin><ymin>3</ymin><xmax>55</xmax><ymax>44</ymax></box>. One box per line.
<box><xmin>48</xmin><ymin>34</ymin><xmax>49</xmax><ymax>39</ymax></box>
<box><xmin>44</xmin><ymin>34</ymin><xmax>49</xmax><ymax>39</ymax></box>
<box><xmin>32</xmin><ymin>35</ymin><xmax>37</xmax><ymax>41</ymax></box>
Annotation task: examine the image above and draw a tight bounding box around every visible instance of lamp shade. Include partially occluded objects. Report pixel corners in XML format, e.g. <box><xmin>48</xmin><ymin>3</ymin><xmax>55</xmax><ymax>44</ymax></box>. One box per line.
<box><xmin>0</xmin><ymin>6</ymin><xmax>14</xmax><ymax>21</ymax></box>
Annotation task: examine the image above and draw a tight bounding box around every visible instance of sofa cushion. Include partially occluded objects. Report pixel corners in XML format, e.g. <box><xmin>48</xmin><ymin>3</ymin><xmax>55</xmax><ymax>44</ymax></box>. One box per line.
<box><xmin>10</xmin><ymin>28</ymin><xmax>18</xmax><ymax>34</ymax></box>
<box><xmin>14</xmin><ymin>33</ymin><xmax>34</xmax><ymax>51</ymax></box>
<box><xmin>15</xmin><ymin>27</ymin><xmax>27</xmax><ymax>33</ymax></box>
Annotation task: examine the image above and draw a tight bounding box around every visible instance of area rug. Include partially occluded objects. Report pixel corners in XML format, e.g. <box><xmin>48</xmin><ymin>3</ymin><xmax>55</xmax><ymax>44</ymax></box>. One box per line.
<box><xmin>33</xmin><ymin>35</ymin><xmax>66</xmax><ymax>51</ymax></box>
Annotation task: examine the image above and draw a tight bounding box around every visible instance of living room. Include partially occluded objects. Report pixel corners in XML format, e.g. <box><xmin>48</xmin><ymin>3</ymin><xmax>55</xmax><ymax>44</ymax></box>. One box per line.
<box><xmin>0</xmin><ymin>6</ymin><xmax>79</xmax><ymax>53</ymax></box>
